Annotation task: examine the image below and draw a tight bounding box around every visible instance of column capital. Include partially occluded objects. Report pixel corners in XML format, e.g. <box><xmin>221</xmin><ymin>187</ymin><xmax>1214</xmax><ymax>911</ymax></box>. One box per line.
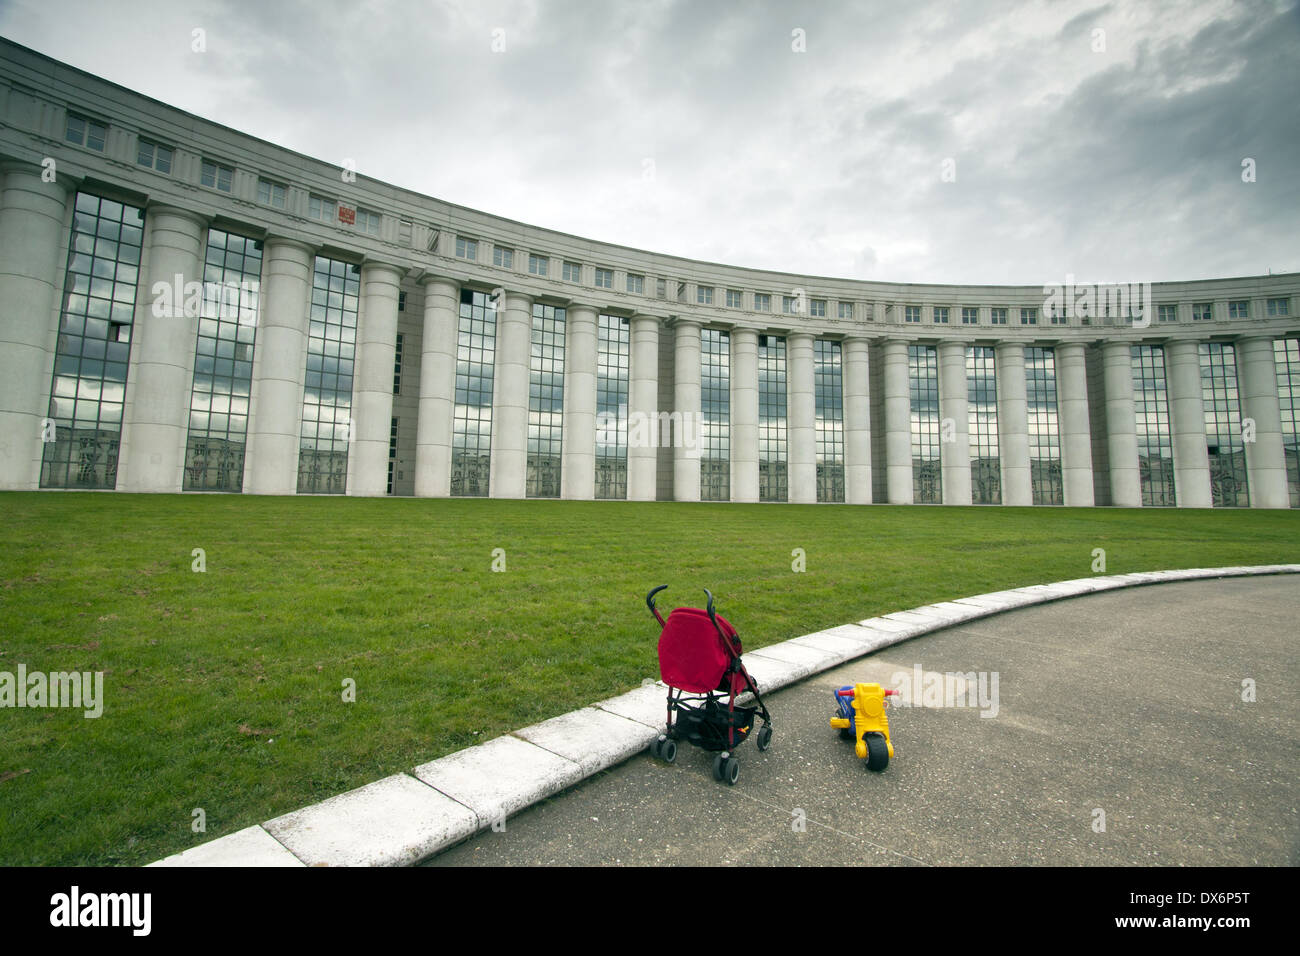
<box><xmin>263</xmin><ymin>235</ymin><xmax>317</xmax><ymax>259</ymax></box>
<box><xmin>144</xmin><ymin>203</ymin><xmax>211</xmax><ymax>229</ymax></box>
<box><xmin>359</xmin><ymin>257</ymin><xmax>406</xmax><ymax>279</ymax></box>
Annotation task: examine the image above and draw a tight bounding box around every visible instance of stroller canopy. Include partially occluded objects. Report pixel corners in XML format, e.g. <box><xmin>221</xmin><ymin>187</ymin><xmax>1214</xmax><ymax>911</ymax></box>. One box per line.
<box><xmin>658</xmin><ymin>607</ymin><xmax>737</xmax><ymax>693</ymax></box>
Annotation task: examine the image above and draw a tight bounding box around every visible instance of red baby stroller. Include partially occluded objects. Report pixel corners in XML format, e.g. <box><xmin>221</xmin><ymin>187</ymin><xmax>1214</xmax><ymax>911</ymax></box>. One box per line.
<box><xmin>645</xmin><ymin>585</ymin><xmax>773</xmax><ymax>785</ymax></box>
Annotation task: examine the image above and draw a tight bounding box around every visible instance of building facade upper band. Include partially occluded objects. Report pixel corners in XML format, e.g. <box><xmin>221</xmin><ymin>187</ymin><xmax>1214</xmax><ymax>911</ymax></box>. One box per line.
<box><xmin>2</xmin><ymin>38</ymin><xmax>1298</xmax><ymax>507</ymax></box>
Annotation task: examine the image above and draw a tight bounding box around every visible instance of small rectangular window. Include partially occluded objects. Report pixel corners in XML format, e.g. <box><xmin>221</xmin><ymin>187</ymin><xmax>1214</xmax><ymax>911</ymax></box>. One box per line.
<box><xmin>456</xmin><ymin>236</ymin><xmax>478</xmax><ymax>260</ymax></box>
<box><xmin>1158</xmin><ymin>304</ymin><xmax>1177</xmax><ymax>323</ymax></box>
<box><xmin>356</xmin><ymin>209</ymin><xmax>381</xmax><ymax>236</ymax></box>
<box><xmin>1192</xmin><ymin>302</ymin><xmax>1213</xmax><ymax>321</ymax></box>
<box><xmin>962</xmin><ymin>306</ymin><xmax>978</xmax><ymax>325</ymax></box>
<box><xmin>905</xmin><ymin>305</ymin><xmax>921</xmax><ymax>323</ymax></box>
<box><xmin>697</xmin><ymin>286</ymin><xmax>714</xmax><ymax>305</ymax></box>
<box><xmin>309</xmin><ymin>194</ymin><xmax>335</xmax><ymax>221</ymax></box>
<box><xmin>810</xmin><ymin>299</ymin><xmax>826</xmax><ymax>317</ymax></box>
<box><xmin>66</xmin><ymin>113</ymin><xmax>107</xmax><ymax>151</ymax></box>
<box><xmin>1228</xmin><ymin>300</ymin><xmax>1249</xmax><ymax>319</ymax></box>
<box><xmin>201</xmin><ymin>160</ymin><xmax>234</xmax><ymax>193</ymax></box>
<box><xmin>494</xmin><ymin>246</ymin><xmax>514</xmax><ymax>269</ymax></box>
<box><xmin>136</xmin><ymin>139</ymin><xmax>173</xmax><ymax>174</ymax></box>
<box><xmin>990</xmin><ymin>307</ymin><xmax>1008</xmax><ymax>325</ymax></box>
<box><xmin>257</xmin><ymin>178</ymin><xmax>287</xmax><ymax>209</ymax></box>
<box><xmin>528</xmin><ymin>254</ymin><xmax>548</xmax><ymax>276</ymax></box>
<box><xmin>1020</xmin><ymin>307</ymin><xmax>1038</xmax><ymax>325</ymax></box>
<box><xmin>594</xmin><ymin>267</ymin><xmax>612</xmax><ymax>289</ymax></box>
<box><xmin>838</xmin><ymin>302</ymin><xmax>854</xmax><ymax>320</ymax></box>
<box><xmin>1267</xmin><ymin>297</ymin><xmax>1290</xmax><ymax>316</ymax></box>
<box><xmin>933</xmin><ymin>306</ymin><xmax>949</xmax><ymax>324</ymax></box>
<box><xmin>563</xmin><ymin>261</ymin><xmax>582</xmax><ymax>282</ymax></box>
<box><xmin>727</xmin><ymin>289</ymin><xmax>743</xmax><ymax>309</ymax></box>
<box><xmin>754</xmin><ymin>293</ymin><xmax>771</xmax><ymax>312</ymax></box>
<box><xmin>627</xmin><ymin>273</ymin><xmax>644</xmax><ymax>294</ymax></box>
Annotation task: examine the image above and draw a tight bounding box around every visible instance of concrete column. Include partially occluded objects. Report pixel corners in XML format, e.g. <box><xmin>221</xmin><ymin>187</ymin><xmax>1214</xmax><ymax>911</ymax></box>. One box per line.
<box><xmin>938</xmin><ymin>341</ymin><xmax>971</xmax><ymax>505</ymax></box>
<box><xmin>882</xmin><ymin>339</ymin><xmax>912</xmax><ymax>504</ymax></box>
<box><xmin>1056</xmin><ymin>342</ymin><xmax>1095</xmax><ymax>507</ymax></box>
<box><xmin>489</xmin><ymin>291</ymin><xmax>532</xmax><ymax>498</ymax></box>
<box><xmin>1101</xmin><ymin>341</ymin><xmax>1141</xmax><ymax>507</ymax></box>
<box><xmin>0</xmin><ymin>165</ymin><xmax>68</xmax><ymax>490</ymax></box>
<box><xmin>561</xmin><ymin>303</ymin><xmax>597</xmax><ymax>500</ymax></box>
<box><xmin>787</xmin><ymin>332</ymin><xmax>816</xmax><ymax>503</ymax></box>
<box><xmin>1238</xmin><ymin>335</ymin><xmax>1289</xmax><ymax>508</ymax></box>
<box><xmin>627</xmin><ymin>314</ymin><xmax>659</xmax><ymax>501</ymax></box>
<box><xmin>673</xmin><ymin>319</ymin><xmax>702</xmax><ymax>502</ymax></box>
<box><xmin>1166</xmin><ymin>339</ymin><xmax>1212</xmax><ymax>508</ymax></box>
<box><xmin>244</xmin><ymin>238</ymin><xmax>314</xmax><ymax>495</ymax></box>
<box><xmin>843</xmin><ymin>336</ymin><xmax>872</xmax><ymax>504</ymax></box>
<box><xmin>117</xmin><ymin>205</ymin><xmax>207</xmax><ymax>492</ymax></box>
<box><xmin>414</xmin><ymin>275</ymin><xmax>459</xmax><ymax>497</ymax></box>
<box><xmin>995</xmin><ymin>343</ymin><xmax>1031</xmax><ymax>506</ymax></box>
<box><xmin>347</xmin><ymin>261</ymin><xmax>402</xmax><ymax>496</ymax></box>
<box><xmin>730</xmin><ymin>327</ymin><xmax>759</xmax><ymax>503</ymax></box>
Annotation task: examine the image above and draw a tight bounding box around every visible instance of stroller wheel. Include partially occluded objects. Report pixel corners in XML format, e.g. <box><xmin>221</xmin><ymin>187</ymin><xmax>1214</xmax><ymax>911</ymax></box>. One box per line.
<box><xmin>660</xmin><ymin>739</ymin><xmax>677</xmax><ymax>763</ymax></box>
<box><xmin>722</xmin><ymin>756</ymin><xmax>740</xmax><ymax>786</ymax></box>
<box><xmin>756</xmin><ymin>724</ymin><xmax>773</xmax><ymax>752</ymax></box>
<box><xmin>650</xmin><ymin>737</ymin><xmax>662</xmax><ymax>759</ymax></box>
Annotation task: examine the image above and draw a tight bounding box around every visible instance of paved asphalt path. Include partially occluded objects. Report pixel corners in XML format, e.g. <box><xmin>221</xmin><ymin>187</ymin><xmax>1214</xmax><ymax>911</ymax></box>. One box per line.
<box><xmin>428</xmin><ymin>576</ymin><xmax>1298</xmax><ymax>866</ymax></box>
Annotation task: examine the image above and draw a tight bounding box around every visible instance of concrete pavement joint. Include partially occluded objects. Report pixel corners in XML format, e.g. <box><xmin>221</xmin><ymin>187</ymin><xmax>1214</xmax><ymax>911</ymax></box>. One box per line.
<box><xmin>148</xmin><ymin>564</ymin><xmax>1300</xmax><ymax>867</ymax></box>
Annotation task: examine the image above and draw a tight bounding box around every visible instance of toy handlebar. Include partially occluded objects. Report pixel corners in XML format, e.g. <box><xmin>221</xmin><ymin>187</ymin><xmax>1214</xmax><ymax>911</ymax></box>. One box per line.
<box><xmin>836</xmin><ymin>688</ymin><xmax>899</xmax><ymax>697</ymax></box>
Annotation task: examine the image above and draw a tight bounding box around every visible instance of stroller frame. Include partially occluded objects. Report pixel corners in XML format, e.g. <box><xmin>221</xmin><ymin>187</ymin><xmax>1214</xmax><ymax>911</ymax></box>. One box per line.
<box><xmin>645</xmin><ymin>585</ymin><xmax>774</xmax><ymax>785</ymax></box>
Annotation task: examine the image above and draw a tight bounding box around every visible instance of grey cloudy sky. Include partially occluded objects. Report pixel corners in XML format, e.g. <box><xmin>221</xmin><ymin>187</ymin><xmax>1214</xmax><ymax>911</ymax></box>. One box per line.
<box><xmin>3</xmin><ymin>0</ymin><xmax>1297</xmax><ymax>285</ymax></box>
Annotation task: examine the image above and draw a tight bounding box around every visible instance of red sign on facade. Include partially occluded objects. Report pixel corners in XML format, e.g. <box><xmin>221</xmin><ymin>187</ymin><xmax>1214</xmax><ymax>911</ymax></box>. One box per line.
<box><xmin>338</xmin><ymin>205</ymin><xmax>356</xmax><ymax>225</ymax></box>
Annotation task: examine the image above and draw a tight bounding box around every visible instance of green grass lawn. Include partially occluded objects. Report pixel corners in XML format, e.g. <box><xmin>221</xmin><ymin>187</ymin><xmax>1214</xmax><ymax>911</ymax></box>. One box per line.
<box><xmin>1</xmin><ymin>491</ymin><xmax>1298</xmax><ymax>865</ymax></box>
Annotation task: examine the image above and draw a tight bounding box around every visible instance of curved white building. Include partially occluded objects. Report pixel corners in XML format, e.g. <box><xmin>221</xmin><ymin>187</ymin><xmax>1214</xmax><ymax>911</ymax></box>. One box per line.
<box><xmin>2</xmin><ymin>38</ymin><xmax>1298</xmax><ymax>507</ymax></box>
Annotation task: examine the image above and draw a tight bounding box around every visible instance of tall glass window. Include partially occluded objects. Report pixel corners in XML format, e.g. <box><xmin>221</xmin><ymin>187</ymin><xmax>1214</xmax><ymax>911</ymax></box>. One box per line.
<box><xmin>595</xmin><ymin>314</ymin><xmax>629</xmax><ymax>499</ymax></box>
<box><xmin>967</xmin><ymin>346</ymin><xmax>1000</xmax><ymax>504</ymax></box>
<box><xmin>1025</xmin><ymin>346</ymin><xmax>1063</xmax><ymax>505</ymax></box>
<box><xmin>41</xmin><ymin>193</ymin><xmax>144</xmax><ymax>489</ymax></box>
<box><xmin>815</xmin><ymin>340</ymin><xmax>845</xmax><ymax>502</ymax></box>
<box><xmin>527</xmin><ymin>303</ymin><xmax>565</xmax><ymax>497</ymax></box>
<box><xmin>908</xmin><ymin>344</ymin><xmax>941</xmax><ymax>503</ymax></box>
<box><xmin>184</xmin><ymin>229</ymin><xmax>261</xmax><ymax>491</ymax></box>
<box><xmin>1276</xmin><ymin>338</ymin><xmax>1300</xmax><ymax>508</ymax></box>
<box><xmin>700</xmin><ymin>328</ymin><xmax>730</xmax><ymax>501</ymax></box>
<box><xmin>297</xmin><ymin>257</ymin><xmax>358</xmax><ymax>493</ymax></box>
<box><xmin>758</xmin><ymin>335</ymin><xmax>788</xmax><ymax>502</ymax></box>
<box><xmin>451</xmin><ymin>289</ymin><xmax>496</xmax><ymax>496</ymax></box>
<box><xmin>1131</xmin><ymin>345</ymin><xmax>1176</xmax><ymax>506</ymax></box>
<box><xmin>1199</xmin><ymin>343</ymin><xmax>1249</xmax><ymax>507</ymax></box>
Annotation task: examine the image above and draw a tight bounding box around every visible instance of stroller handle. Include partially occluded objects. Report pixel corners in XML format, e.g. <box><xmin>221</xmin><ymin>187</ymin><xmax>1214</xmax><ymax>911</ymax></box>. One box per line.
<box><xmin>646</xmin><ymin>584</ymin><xmax>669</xmax><ymax>626</ymax></box>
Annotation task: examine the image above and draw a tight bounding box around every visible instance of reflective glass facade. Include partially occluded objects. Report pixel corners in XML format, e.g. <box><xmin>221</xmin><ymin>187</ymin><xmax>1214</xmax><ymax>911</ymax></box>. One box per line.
<box><xmin>1199</xmin><ymin>342</ymin><xmax>1249</xmax><ymax>507</ymax></box>
<box><xmin>595</xmin><ymin>314</ymin><xmax>628</xmax><ymax>499</ymax></box>
<box><xmin>967</xmin><ymin>346</ymin><xmax>1000</xmax><ymax>504</ymax></box>
<box><xmin>184</xmin><ymin>229</ymin><xmax>261</xmax><ymax>491</ymax></box>
<box><xmin>526</xmin><ymin>303</ymin><xmax>565</xmax><ymax>497</ymax></box>
<box><xmin>814</xmin><ymin>339</ymin><xmax>844</xmax><ymax>502</ymax></box>
<box><xmin>908</xmin><ymin>344</ymin><xmax>941</xmax><ymax>503</ymax></box>
<box><xmin>758</xmin><ymin>334</ymin><xmax>787</xmax><ymax>502</ymax></box>
<box><xmin>297</xmin><ymin>257</ymin><xmax>358</xmax><ymax>493</ymax></box>
<box><xmin>41</xmin><ymin>193</ymin><xmax>144</xmax><ymax>489</ymax></box>
<box><xmin>451</xmin><ymin>288</ymin><xmax>496</xmax><ymax>496</ymax></box>
<box><xmin>1132</xmin><ymin>345</ymin><xmax>1176</xmax><ymax>506</ymax></box>
<box><xmin>701</xmin><ymin>328</ymin><xmax>730</xmax><ymax>501</ymax></box>
<box><xmin>1025</xmin><ymin>346</ymin><xmax>1063</xmax><ymax>505</ymax></box>
<box><xmin>1277</xmin><ymin>338</ymin><xmax>1300</xmax><ymax>508</ymax></box>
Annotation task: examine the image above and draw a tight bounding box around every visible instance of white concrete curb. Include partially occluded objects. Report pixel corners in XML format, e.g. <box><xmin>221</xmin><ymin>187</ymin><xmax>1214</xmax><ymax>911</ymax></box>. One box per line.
<box><xmin>148</xmin><ymin>564</ymin><xmax>1300</xmax><ymax>867</ymax></box>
